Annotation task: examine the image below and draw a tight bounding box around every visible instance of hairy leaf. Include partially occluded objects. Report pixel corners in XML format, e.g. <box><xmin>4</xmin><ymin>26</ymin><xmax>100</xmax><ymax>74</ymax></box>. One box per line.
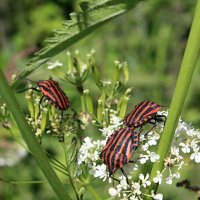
<box><xmin>12</xmin><ymin>0</ymin><xmax>144</xmax><ymax>87</ymax></box>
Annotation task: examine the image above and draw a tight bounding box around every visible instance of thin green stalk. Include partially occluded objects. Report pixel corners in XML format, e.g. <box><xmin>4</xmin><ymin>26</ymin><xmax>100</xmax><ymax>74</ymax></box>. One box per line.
<box><xmin>50</xmin><ymin>159</ymin><xmax>68</xmax><ymax>172</ymax></box>
<box><xmin>148</xmin><ymin>0</ymin><xmax>200</xmax><ymax>195</ymax></box>
<box><xmin>47</xmin><ymin>153</ymin><xmax>69</xmax><ymax>171</ymax></box>
<box><xmin>52</xmin><ymin>165</ymin><xmax>69</xmax><ymax>177</ymax></box>
<box><xmin>0</xmin><ymin>70</ymin><xmax>72</xmax><ymax>200</ymax></box>
<box><xmin>0</xmin><ymin>177</ymin><xmax>47</xmax><ymax>184</ymax></box>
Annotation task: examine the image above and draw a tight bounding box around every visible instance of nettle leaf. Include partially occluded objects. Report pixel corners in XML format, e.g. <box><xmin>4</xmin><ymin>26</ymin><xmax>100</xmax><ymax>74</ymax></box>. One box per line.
<box><xmin>12</xmin><ymin>0</ymin><xmax>143</xmax><ymax>87</ymax></box>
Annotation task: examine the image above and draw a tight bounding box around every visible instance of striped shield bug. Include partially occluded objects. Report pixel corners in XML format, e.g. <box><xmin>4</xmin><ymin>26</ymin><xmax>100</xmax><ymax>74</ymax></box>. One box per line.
<box><xmin>17</xmin><ymin>79</ymin><xmax>70</xmax><ymax>123</ymax></box>
<box><xmin>123</xmin><ymin>101</ymin><xmax>166</xmax><ymax>134</ymax></box>
<box><xmin>100</xmin><ymin>127</ymin><xmax>141</xmax><ymax>184</ymax></box>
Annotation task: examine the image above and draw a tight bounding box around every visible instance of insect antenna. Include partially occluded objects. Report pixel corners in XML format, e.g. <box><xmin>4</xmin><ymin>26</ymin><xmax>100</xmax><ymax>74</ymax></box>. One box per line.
<box><xmin>16</xmin><ymin>78</ymin><xmax>39</xmax><ymax>93</ymax></box>
<box><xmin>16</xmin><ymin>87</ymin><xmax>40</xmax><ymax>93</ymax></box>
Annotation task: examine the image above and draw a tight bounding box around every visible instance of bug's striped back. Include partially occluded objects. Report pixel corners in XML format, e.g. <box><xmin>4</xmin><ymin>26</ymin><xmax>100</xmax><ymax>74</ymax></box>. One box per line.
<box><xmin>100</xmin><ymin>127</ymin><xmax>140</xmax><ymax>175</ymax></box>
<box><xmin>124</xmin><ymin>101</ymin><xmax>160</xmax><ymax>127</ymax></box>
<box><xmin>37</xmin><ymin>80</ymin><xmax>69</xmax><ymax>110</ymax></box>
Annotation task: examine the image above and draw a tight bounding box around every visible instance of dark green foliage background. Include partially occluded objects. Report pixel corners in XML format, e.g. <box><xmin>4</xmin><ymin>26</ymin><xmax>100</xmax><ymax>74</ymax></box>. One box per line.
<box><xmin>0</xmin><ymin>0</ymin><xmax>199</xmax><ymax>199</ymax></box>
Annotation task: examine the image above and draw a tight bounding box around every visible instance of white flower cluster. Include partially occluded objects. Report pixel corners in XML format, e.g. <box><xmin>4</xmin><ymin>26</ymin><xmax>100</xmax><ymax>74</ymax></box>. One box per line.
<box><xmin>77</xmin><ymin>137</ymin><xmax>108</xmax><ymax>179</ymax></box>
<box><xmin>99</xmin><ymin>111</ymin><xmax>123</xmax><ymax>138</ymax></box>
<box><xmin>108</xmin><ymin>174</ymin><xmax>163</xmax><ymax>200</ymax></box>
<box><xmin>77</xmin><ymin>110</ymin><xmax>200</xmax><ymax>199</ymax></box>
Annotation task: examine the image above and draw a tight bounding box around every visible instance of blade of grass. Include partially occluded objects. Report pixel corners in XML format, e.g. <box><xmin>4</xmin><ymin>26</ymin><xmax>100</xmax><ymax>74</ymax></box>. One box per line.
<box><xmin>148</xmin><ymin>0</ymin><xmax>200</xmax><ymax>195</ymax></box>
<box><xmin>0</xmin><ymin>69</ymin><xmax>72</xmax><ymax>200</ymax></box>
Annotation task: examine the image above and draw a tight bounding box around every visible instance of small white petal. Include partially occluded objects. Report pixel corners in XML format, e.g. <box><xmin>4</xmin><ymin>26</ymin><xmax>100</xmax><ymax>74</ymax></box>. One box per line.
<box><xmin>166</xmin><ymin>177</ymin><xmax>173</xmax><ymax>184</ymax></box>
<box><xmin>109</xmin><ymin>188</ymin><xmax>118</xmax><ymax>196</ymax></box>
<box><xmin>139</xmin><ymin>174</ymin><xmax>144</xmax><ymax>181</ymax></box>
<box><xmin>152</xmin><ymin>193</ymin><xmax>163</xmax><ymax>200</ymax></box>
<box><xmin>190</xmin><ymin>152</ymin><xmax>200</xmax><ymax>163</ymax></box>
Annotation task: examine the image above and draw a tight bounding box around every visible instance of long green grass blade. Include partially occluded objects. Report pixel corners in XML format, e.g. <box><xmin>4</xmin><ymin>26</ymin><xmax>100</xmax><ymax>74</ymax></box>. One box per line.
<box><xmin>148</xmin><ymin>0</ymin><xmax>200</xmax><ymax>194</ymax></box>
<box><xmin>0</xmin><ymin>69</ymin><xmax>72</xmax><ymax>200</ymax></box>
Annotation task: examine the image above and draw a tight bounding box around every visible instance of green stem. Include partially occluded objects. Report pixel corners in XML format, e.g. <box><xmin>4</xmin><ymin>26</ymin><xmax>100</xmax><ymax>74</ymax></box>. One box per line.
<box><xmin>52</xmin><ymin>165</ymin><xmax>69</xmax><ymax>177</ymax></box>
<box><xmin>0</xmin><ymin>70</ymin><xmax>72</xmax><ymax>200</ymax></box>
<box><xmin>0</xmin><ymin>177</ymin><xmax>48</xmax><ymax>184</ymax></box>
<box><xmin>47</xmin><ymin>152</ymin><xmax>68</xmax><ymax>171</ymax></box>
<box><xmin>148</xmin><ymin>0</ymin><xmax>200</xmax><ymax>195</ymax></box>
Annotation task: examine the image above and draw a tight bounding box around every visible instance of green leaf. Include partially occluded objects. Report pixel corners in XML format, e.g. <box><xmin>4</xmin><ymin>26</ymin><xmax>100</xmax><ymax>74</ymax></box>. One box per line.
<box><xmin>11</xmin><ymin>0</ymin><xmax>143</xmax><ymax>88</ymax></box>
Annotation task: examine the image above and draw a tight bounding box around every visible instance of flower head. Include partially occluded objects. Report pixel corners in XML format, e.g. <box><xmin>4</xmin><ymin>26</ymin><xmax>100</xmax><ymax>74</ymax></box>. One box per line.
<box><xmin>139</xmin><ymin>173</ymin><xmax>151</xmax><ymax>188</ymax></box>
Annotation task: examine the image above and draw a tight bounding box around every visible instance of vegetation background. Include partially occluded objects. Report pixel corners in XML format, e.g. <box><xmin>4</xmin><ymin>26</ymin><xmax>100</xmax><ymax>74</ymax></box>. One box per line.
<box><xmin>0</xmin><ymin>0</ymin><xmax>200</xmax><ymax>199</ymax></box>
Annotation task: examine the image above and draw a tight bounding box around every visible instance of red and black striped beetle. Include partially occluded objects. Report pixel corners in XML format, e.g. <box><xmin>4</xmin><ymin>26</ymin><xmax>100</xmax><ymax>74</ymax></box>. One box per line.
<box><xmin>123</xmin><ymin>101</ymin><xmax>166</xmax><ymax>133</ymax></box>
<box><xmin>100</xmin><ymin>127</ymin><xmax>141</xmax><ymax>184</ymax></box>
<box><xmin>18</xmin><ymin>79</ymin><xmax>69</xmax><ymax>122</ymax></box>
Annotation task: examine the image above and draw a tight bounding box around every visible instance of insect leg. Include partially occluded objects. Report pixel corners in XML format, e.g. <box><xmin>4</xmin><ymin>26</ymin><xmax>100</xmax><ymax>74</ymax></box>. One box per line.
<box><xmin>144</xmin><ymin>124</ymin><xmax>157</xmax><ymax>137</ymax></box>
<box><xmin>129</xmin><ymin>156</ymin><xmax>145</xmax><ymax>163</ymax></box>
<box><xmin>155</xmin><ymin>115</ymin><xmax>167</xmax><ymax>125</ymax></box>
<box><xmin>129</xmin><ymin>160</ymin><xmax>138</xmax><ymax>163</ymax></box>
<box><xmin>39</xmin><ymin>95</ymin><xmax>45</xmax><ymax>105</ymax></box>
<box><xmin>120</xmin><ymin>168</ymin><xmax>129</xmax><ymax>185</ymax></box>
<box><xmin>109</xmin><ymin>173</ymin><xmax>119</xmax><ymax>186</ymax></box>
<box><xmin>60</xmin><ymin>110</ymin><xmax>64</xmax><ymax>124</ymax></box>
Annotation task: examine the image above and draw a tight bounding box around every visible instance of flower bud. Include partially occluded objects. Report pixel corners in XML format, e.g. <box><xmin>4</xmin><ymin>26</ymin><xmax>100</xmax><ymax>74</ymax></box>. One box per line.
<box><xmin>84</xmin><ymin>89</ymin><xmax>93</xmax><ymax>114</ymax></box>
<box><xmin>119</xmin><ymin>96</ymin><xmax>129</xmax><ymax>119</ymax></box>
<box><xmin>41</xmin><ymin>109</ymin><xmax>49</xmax><ymax>133</ymax></box>
<box><xmin>122</xmin><ymin>61</ymin><xmax>129</xmax><ymax>83</ymax></box>
<box><xmin>78</xmin><ymin>187</ymin><xmax>86</xmax><ymax>196</ymax></box>
<box><xmin>97</xmin><ymin>99</ymin><xmax>103</xmax><ymax>123</ymax></box>
<box><xmin>91</xmin><ymin>65</ymin><xmax>100</xmax><ymax>84</ymax></box>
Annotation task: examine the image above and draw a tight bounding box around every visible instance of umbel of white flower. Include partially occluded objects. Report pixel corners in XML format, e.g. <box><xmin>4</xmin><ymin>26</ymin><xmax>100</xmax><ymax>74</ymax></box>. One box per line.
<box><xmin>77</xmin><ymin>110</ymin><xmax>200</xmax><ymax>199</ymax></box>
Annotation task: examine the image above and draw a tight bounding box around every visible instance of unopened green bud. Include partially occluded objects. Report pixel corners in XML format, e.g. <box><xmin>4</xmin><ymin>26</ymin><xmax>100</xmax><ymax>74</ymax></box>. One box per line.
<box><xmin>41</xmin><ymin>111</ymin><xmax>49</xmax><ymax>133</ymax></box>
<box><xmin>123</xmin><ymin>62</ymin><xmax>129</xmax><ymax>83</ymax></box>
<box><xmin>87</xmin><ymin>49</ymin><xmax>96</xmax><ymax>67</ymax></box>
<box><xmin>34</xmin><ymin>103</ymin><xmax>40</xmax><ymax>121</ymax></box>
<box><xmin>78</xmin><ymin>187</ymin><xmax>86</xmax><ymax>196</ymax></box>
<box><xmin>97</xmin><ymin>99</ymin><xmax>103</xmax><ymax>123</ymax></box>
<box><xmin>84</xmin><ymin>89</ymin><xmax>93</xmax><ymax>114</ymax></box>
<box><xmin>81</xmin><ymin>95</ymin><xmax>86</xmax><ymax>112</ymax></box>
<box><xmin>125</xmin><ymin>87</ymin><xmax>133</xmax><ymax>95</ymax></box>
<box><xmin>91</xmin><ymin>64</ymin><xmax>100</xmax><ymax>84</ymax></box>
<box><xmin>50</xmin><ymin>105</ymin><xmax>56</xmax><ymax>116</ymax></box>
<box><xmin>118</xmin><ymin>88</ymin><xmax>132</xmax><ymax>110</ymax></box>
<box><xmin>104</xmin><ymin>108</ymin><xmax>109</xmax><ymax>125</ymax></box>
<box><xmin>119</xmin><ymin>96</ymin><xmax>129</xmax><ymax>119</ymax></box>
